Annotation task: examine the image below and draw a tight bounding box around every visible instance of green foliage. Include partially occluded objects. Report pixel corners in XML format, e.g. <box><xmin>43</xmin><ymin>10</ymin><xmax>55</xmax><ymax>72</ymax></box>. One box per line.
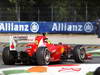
<box><xmin>51</xmin><ymin>0</ymin><xmax>68</xmax><ymax>21</ymax></box>
<box><xmin>0</xmin><ymin>0</ymin><xmax>100</xmax><ymax>21</ymax></box>
<box><xmin>9</xmin><ymin>0</ymin><xmax>16</xmax><ymax>3</ymax></box>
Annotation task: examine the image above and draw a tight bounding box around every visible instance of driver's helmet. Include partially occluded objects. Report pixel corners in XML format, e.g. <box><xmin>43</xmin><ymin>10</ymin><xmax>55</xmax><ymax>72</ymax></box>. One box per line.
<box><xmin>42</xmin><ymin>33</ymin><xmax>46</xmax><ymax>36</ymax></box>
<box><xmin>41</xmin><ymin>33</ymin><xmax>51</xmax><ymax>44</ymax></box>
<box><xmin>44</xmin><ymin>37</ymin><xmax>51</xmax><ymax>44</ymax></box>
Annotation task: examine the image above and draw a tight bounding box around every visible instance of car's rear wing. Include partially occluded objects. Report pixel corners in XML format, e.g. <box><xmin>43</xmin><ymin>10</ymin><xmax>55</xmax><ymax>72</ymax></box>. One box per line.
<box><xmin>9</xmin><ymin>35</ymin><xmax>35</xmax><ymax>51</ymax></box>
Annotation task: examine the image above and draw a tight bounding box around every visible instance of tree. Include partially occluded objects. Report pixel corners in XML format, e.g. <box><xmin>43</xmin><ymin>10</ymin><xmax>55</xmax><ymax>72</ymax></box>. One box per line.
<box><xmin>0</xmin><ymin>0</ymin><xmax>100</xmax><ymax>21</ymax></box>
<box><xmin>0</xmin><ymin>0</ymin><xmax>15</xmax><ymax>20</ymax></box>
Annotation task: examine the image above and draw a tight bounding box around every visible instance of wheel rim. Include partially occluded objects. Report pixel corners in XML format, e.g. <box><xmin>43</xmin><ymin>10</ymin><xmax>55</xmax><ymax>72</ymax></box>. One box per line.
<box><xmin>44</xmin><ymin>48</ymin><xmax>50</xmax><ymax>65</ymax></box>
<box><xmin>78</xmin><ymin>48</ymin><xmax>85</xmax><ymax>60</ymax></box>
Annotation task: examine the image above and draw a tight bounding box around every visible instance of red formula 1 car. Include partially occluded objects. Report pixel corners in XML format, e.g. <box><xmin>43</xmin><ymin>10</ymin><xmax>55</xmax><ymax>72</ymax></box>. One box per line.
<box><xmin>2</xmin><ymin>33</ymin><xmax>91</xmax><ymax>65</ymax></box>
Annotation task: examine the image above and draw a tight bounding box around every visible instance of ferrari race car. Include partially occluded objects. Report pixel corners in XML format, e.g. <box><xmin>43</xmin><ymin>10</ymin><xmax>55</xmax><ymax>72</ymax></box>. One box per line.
<box><xmin>2</xmin><ymin>34</ymin><xmax>91</xmax><ymax>65</ymax></box>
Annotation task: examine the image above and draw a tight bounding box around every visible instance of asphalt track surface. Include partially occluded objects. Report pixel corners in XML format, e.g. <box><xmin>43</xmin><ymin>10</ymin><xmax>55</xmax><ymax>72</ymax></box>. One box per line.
<box><xmin>0</xmin><ymin>53</ymin><xmax>100</xmax><ymax>69</ymax></box>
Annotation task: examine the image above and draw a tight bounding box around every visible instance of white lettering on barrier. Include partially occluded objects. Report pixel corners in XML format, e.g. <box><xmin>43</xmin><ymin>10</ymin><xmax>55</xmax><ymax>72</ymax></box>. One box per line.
<box><xmin>19</xmin><ymin>25</ymin><xmax>24</xmax><ymax>31</ymax></box>
<box><xmin>52</xmin><ymin>23</ymin><xmax>57</xmax><ymax>31</ymax></box>
<box><xmin>78</xmin><ymin>25</ymin><xmax>83</xmax><ymax>31</ymax></box>
<box><xmin>11</xmin><ymin>23</ymin><xmax>14</xmax><ymax>31</ymax></box>
<box><xmin>25</xmin><ymin>25</ymin><xmax>29</xmax><ymax>31</ymax></box>
<box><xmin>0</xmin><ymin>22</ymin><xmax>29</xmax><ymax>31</ymax></box>
<box><xmin>67</xmin><ymin>25</ymin><xmax>72</xmax><ymax>31</ymax></box>
<box><xmin>14</xmin><ymin>25</ymin><xmax>19</xmax><ymax>31</ymax></box>
<box><xmin>0</xmin><ymin>23</ymin><xmax>5</xmax><ymax>31</ymax></box>
<box><xmin>52</xmin><ymin>23</ymin><xmax>83</xmax><ymax>32</ymax></box>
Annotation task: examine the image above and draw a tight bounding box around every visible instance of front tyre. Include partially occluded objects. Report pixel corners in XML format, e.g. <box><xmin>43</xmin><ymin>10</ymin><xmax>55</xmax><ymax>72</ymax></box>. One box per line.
<box><xmin>73</xmin><ymin>45</ymin><xmax>86</xmax><ymax>63</ymax></box>
<box><xmin>2</xmin><ymin>47</ymin><xmax>16</xmax><ymax>65</ymax></box>
<box><xmin>36</xmin><ymin>47</ymin><xmax>50</xmax><ymax>65</ymax></box>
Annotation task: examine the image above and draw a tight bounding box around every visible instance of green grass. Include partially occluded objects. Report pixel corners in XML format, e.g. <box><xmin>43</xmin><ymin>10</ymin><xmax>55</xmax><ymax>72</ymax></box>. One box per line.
<box><xmin>3</xmin><ymin>70</ymin><xmax>29</xmax><ymax>75</ymax></box>
<box><xmin>86</xmin><ymin>72</ymin><xmax>93</xmax><ymax>75</ymax></box>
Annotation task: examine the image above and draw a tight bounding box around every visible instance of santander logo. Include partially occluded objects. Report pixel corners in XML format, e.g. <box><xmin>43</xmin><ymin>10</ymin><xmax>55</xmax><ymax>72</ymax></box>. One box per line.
<box><xmin>57</xmin><ymin>65</ymin><xmax>81</xmax><ymax>72</ymax></box>
<box><xmin>58</xmin><ymin>67</ymin><xmax>81</xmax><ymax>72</ymax></box>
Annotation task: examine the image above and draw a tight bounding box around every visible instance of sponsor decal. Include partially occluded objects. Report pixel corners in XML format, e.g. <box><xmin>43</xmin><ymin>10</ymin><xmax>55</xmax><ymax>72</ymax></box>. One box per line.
<box><xmin>58</xmin><ymin>67</ymin><xmax>81</xmax><ymax>72</ymax></box>
<box><xmin>0</xmin><ymin>22</ymin><xmax>39</xmax><ymax>33</ymax></box>
<box><xmin>27</xmin><ymin>66</ymin><xmax>47</xmax><ymax>72</ymax></box>
<box><xmin>0</xmin><ymin>22</ymin><xmax>94</xmax><ymax>33</ymax></box>
<box><xmin>52</xmin><ymin>23</ymin><xmax>83</xmax><ymax>32</ymax></box>
<box><xmin>30</xmin><ymin>22</ymin><xmax>39</xmax><ymax>32</ymax></box>
<box><xmin>0</xmin><ymin>22</ymin><xmax>29</xmax><ymax>32</ymax></box>
<box><xmin>52</xmin><ymin>22</ymin><xmax>94</xmax><ymax>33</ymax></box>
<box><xmin>84</xmin><ymin>22</ymin><xmax>93</xmax><ymax>33</ymax></box>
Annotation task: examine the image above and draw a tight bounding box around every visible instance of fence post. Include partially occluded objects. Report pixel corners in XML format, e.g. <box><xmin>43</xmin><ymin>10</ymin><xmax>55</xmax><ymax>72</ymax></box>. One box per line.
<box><xmin>38</xmin><ymin>7</ymin><xmax>40</xmax><ymax>22</ymax></box>
<box><xmin>85</xmin><ymin>0</ymin><xmax>88</xmax><ymax>21</ymax></box>
<box><xmin>16</xmin><ymin>0</ymin><xmax>20</xmax><ymax>21</ymax></box>
<box><xmin>51</xmin><ymin>6</ymin><xmax>53</xmax><ymax>21</ymax></box>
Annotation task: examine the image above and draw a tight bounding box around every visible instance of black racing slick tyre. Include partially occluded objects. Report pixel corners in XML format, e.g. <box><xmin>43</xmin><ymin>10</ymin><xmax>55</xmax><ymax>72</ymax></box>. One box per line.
<box><xmin>73</xmin><ymin>45</ymin><xmax>86</xmax><ymax>63</ymax></box>
<box><xmin>36</xmin><ymin>47</ymin><xmax>50</xmax><ymax>65</ymax></box>
<box><xmin>2</xmin><ymin>47</ymin><xmax>16</xmax><ymax>65</ymax></box>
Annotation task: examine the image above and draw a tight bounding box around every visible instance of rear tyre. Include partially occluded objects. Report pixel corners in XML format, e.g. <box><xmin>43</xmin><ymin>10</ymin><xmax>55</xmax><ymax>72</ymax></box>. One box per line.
<box><xmin>36</xmin><ymin>47</ymin><xmax>50</xmax><ymax>65</ymax></box>
<box><xmin>73</xmin><ymin>45</ymin><xmax>86</xmax><ymax>63</ymax></box>
<box><xmin>2</xmin><ymin>47</ymin><xmax>16</xmax><ymax>65</ymax></box>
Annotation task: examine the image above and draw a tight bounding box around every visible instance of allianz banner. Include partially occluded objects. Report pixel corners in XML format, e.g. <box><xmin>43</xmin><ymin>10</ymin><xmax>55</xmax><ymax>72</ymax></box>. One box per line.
<box><xmin>0</xmin><ymin>21</ymin><xmax>96</xmax><ymax>33</ymax></box>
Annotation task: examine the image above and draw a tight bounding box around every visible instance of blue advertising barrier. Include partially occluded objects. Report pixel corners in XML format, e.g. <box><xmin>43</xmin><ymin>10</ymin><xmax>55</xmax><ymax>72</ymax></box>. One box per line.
<box><xmin>0</xmin><ymin>21</ymin><xmax>96</xmax><ymax>33</ymax></box>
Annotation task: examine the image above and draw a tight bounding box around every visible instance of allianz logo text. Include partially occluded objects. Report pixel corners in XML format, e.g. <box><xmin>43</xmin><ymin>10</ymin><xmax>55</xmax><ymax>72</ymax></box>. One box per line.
<box><xmin>52</xmin><ymin>22</ymin><xmax>93</xmax><ymax>32</ymax></box>
<box><xmin>0</xmin><ymin>22</ymin><xmax>29</xmax><ymax>31</ymax></box>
